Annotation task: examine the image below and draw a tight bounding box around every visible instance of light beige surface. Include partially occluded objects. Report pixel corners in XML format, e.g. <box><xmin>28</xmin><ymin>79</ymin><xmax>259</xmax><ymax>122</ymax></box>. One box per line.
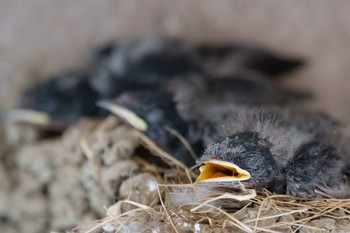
<box><xmin>1</xmin><ymin>0</ymin><xmax>350</xmax><ymax>121</ymax></box>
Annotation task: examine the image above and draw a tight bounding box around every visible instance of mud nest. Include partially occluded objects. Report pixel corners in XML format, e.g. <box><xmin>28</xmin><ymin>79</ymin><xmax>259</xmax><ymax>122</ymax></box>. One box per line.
<box><xmin>0</xmin><ymin>114</ymin><xmax>349</xmax><ymax>233</ymax></box>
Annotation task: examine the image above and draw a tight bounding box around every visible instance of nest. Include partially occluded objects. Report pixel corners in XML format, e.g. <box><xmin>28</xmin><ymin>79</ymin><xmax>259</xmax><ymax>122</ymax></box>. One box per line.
<box><xmin>73</xmin><ymin>116</ymin><xmax>350</xmax><ymax>233</ymax></box>
<box><xmin>1</xmin><ymin>115</ymin><xmax>350</xmax><ymax>233</ymax></box>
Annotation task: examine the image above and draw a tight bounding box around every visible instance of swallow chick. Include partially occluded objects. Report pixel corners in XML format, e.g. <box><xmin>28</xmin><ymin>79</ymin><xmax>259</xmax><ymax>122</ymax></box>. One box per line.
<box><xmin>195</xmin><ymin>108</ymin><xmax>308</xmax><ymax>194</ymax></box>
<box><xmin>195</xmin><ymin>105</ymin><xmax>350</xmax><ymax>198</ymax></box>
<box><xmin>8</xmin><ymin>71</ymin><xmax>99</xmax><ymax>131</ymax></box>
<box><xmin>197</xmin><ymin>132</ymin><xmax>286</xmax><ymax>193</ymax></box>
<box><xmin>90</xmin><ymin>36</ymin><xmax>201</xmax><ymax>99</ymax></box>
<box><xmin>195</xmin><ymin>43</ymin><xmax>304</xmax><ymax>77</ymax></box>
<box><xmin>97</xmin><ymin>89</ymin><xmax>200</xmax><ymax>167</ymax></box>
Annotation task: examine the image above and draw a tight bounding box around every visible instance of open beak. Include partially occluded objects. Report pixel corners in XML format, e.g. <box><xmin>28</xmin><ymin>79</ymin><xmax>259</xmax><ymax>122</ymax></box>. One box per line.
<box><xmin>2</xmin><ymin>109</ymin><xmax>51</xmax><ymax>126</ymax></box>
<box><xmin>195</xmin><ymin>160</ymin><xmax>251</xmax><ymax>183</ymax></box>
<box><xmin>96</xmin><ymin>100</ymin><xmax>148</xmax><ymax>131</ymax></box>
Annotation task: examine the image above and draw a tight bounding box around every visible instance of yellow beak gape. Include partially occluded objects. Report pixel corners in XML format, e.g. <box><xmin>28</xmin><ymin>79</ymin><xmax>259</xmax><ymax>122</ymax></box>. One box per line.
<box><xmin>196</xmin><ymin>160</ymin><xmax>251</xmax><ymax>182</ymax></box>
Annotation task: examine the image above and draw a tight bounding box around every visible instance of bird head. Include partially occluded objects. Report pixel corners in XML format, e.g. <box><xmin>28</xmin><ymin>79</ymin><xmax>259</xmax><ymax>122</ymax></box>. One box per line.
<box><xmin>6</xmin><ymin>72</ymin><xmax>98</xmax><ymax>131</ymax></box>
<box><xmin>196</xmin><ymin>132</ymin><xmax>285</xmax><ymax>192</ymax></box>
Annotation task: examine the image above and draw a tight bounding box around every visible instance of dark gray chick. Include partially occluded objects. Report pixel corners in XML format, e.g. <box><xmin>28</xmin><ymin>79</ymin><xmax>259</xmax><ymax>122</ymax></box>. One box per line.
<box><xmin>6</xmin><ymin>71</ymin><xmax>99</xmax><ymax>132</ymax></box>
<box><xmin>195</xmin><ymin>108</ymin><xmax>306</xmax><ymax>193</ymax></box>
<box><xmin>97</xmin><ymin>89</ymin><xmax>201</xmax><ymax>167</ymax></box>
<box><xmin>195</xmin><ymin>106</ymin><xmax>350</xmax><ymax>198</ymax></box>
<box><xmin>90</xmin><ymin>37</ymin><xmax>201</xmax><ymax>99</ymax></box>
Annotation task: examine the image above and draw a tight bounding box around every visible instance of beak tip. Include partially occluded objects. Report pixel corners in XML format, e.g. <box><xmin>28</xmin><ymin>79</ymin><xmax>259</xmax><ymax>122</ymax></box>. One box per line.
<box><xmin>2</xmin><ymin>109</ymin><xmax>51</xmax><ymax>125</ymax></box>
<box><xmin>196</xmin><ymin>160</ymin><xmax>251</xmax><ymax>182</ymax></box>
<box><xmin>96</xmin><ymin>100</ymin><xmax>148</xmax><ymax>132</ymax></box>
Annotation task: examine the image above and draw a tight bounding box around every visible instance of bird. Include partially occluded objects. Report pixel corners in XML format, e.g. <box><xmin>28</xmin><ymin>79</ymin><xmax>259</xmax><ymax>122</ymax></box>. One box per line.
<box><xmin>196</xmin><ymin>131</ymin><xmax>287</xmax><ymax>194</ymax></box>
<box><xmin>195</xmin><ymin>43</ymin><xmax>304</xmax><ymax>77</ymax></box>
<box><xmin>195</xmin><ymin>107</ymin><xmax>302</xmax><ymax>193</ymax></box>
<box><xmin>9</xmin><ymin>71</ymin><xmax>99</xmax><ymax>131</ymax></box>
<box><xmin>96</xmin><ymin>89</ymin><xmax>201</xmax><ymax>167</ymax></box>
<box><xmin>93</xmin><ymin>70</ymin><xmax>312</xmax><ymax>168</ymax></box>
<box><xmin>89</xmin><ymin>36</ymin><xmax>201</xmax><ymax>99</ymax></box>
<box><xmin>195</xmin><ymin>106</ymin><xmax>350</xmax><ymax>198</ymax></box>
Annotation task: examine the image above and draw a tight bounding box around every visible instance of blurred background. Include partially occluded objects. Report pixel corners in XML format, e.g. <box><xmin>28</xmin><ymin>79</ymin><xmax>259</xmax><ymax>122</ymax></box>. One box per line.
<box><xmin>1</xmin><ymin>0</ymin><xmax>350</xmax><ymax>123</ymax></box>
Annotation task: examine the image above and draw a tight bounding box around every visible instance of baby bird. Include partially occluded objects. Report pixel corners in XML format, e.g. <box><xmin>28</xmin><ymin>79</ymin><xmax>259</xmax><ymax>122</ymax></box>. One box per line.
<box><xmin>97</xmin><ymin>89</ymin><xmax>200</xmax><ymax>167</ymax></box>
<box><xmin>195</xmin><ymin>106</ymin><xmax>350</xmax><ymax>198</ymax></box>
<box><xmin>10</xmin><ymin>72</ymin><xmax>99</xmax><ymax>131</ymax></box>
<box><xmin>197</xmin><ymin>131</ymin><xmax>287</xmax><ymax>193</ymax></box>
<box><xmin>90</xmin><ymin>37</ymin><xmax>201</xmax><ymax>99</ymax></box>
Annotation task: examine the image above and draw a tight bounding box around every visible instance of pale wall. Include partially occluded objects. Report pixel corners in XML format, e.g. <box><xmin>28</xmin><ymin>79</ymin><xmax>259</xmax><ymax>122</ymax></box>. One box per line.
<box><xmin>1</xmin><ymin>0</ymin><xmax>350</xmax><ymax>121</ymax></box>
